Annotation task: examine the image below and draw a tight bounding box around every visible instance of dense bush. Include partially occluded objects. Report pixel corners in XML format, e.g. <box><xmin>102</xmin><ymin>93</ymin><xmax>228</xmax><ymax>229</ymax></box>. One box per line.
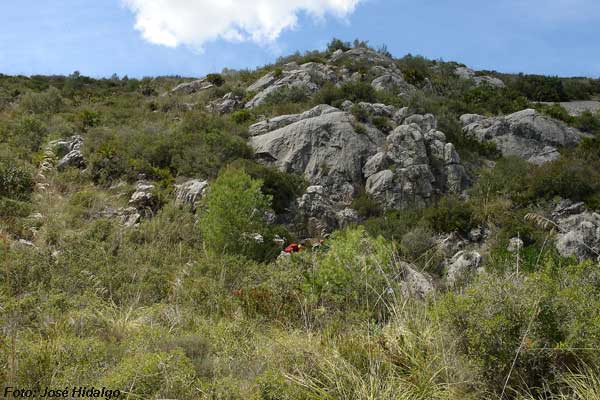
<box><xmin>439</xmin><ymin>261</ymin><xmax>600</xmax><ymax>396</ymax></box>
<box><xmin>227</xmin><ymin>159</ymin><xmax>305</xmax><ymax>214</ymax></box>
<box><xmin>423</xmin><ymin>195</ymin><xmax>474</xmax><ymax>234</ymax></box>
<box><xmin>19</xmin><ymin>86</ymin><xmax>63</xmax><ymax>114</ymax></box>
<box><xmin>305</xmin><ymin>227</ymin><xmax>395</xmax><ymax>316</ymax></box>
<box><xmin>206</xmin><ymin>73</ymin><xmax>225</xmax><ymax>87</ymax></box>
<box><xmin>0</xmin><ymin>158</ymin><xmax>34</xmax><ymax>200</ymax></box>
<box><xmin>314</xmin><ymin>81</ymin><xmax>377</xmax><ymax>107</ymax></box>
<box><xmin>509</xmin><ymin>74</ymin><xmax>569</xmax><ymax>102</ymax></box>
<box><xmin>200</xmin><ymin>168</ymin><xmax>276</xmax><ymax>261</ymax></box>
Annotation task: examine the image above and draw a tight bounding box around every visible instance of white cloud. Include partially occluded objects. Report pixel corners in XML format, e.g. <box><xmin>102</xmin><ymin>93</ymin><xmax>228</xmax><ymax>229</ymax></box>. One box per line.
<box><xmin>122</xmin><ymin>0</ymin><xmax>362</xmax><ymax>49</ymax></box>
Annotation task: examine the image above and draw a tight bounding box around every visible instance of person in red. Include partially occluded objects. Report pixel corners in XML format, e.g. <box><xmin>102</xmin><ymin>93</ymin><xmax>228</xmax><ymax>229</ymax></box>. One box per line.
<box><xmin>284</xmin><ymin>243</ymin><xmax>300</xmax><ymax>253</ymax></box>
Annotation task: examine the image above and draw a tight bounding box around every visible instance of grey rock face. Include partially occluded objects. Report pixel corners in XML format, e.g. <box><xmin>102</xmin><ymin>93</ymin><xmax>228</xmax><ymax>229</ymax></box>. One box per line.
<box><xmin>169</xmin><ymin>78</ymin><xmax>213</xmax><ymax>95</ymax></box>
<box><xmin>462</xmin><ymin>109</ymin><xmax>589</xmax><ymax>164</ymax></box>
<box><xmin>404</xmin><ymin>114</ymin><xmax>437</xmax><ymax>132</ymax></box>
<box><xmin>555</xmin><ymin>211</ymin><xmax>600</xmax><ymax>261</ymax></box>
<box><xmin>53</xmin><ymin>136</ymin><xmax>85</xmax><ymax>171</ymax></box>
<box><xmin>175</xmin><ymin>179</ymin><xmax>209</xmax><ymax>211</ymax></box>
<box><xmin>249</xmin><ymin>104</ymin><xmax>339</xmax><ymax>137</ymax></box>
<box><xmin>371</xmin><ymin>74</ymin><xmax>416</xmax><ymax>97</ymax></box>
<box><xmin>365</xmin><ymin>122</ymin><xmax>467</xmax><ymax>210</ymax></box>
<box><xmin>297</xmin><ymin>186</ymin><xmax>339</xmax><ymax>237</ymax></box>
<box><xmin>129</xmin><ymin>181</ymin><xmax>158</xmax><ymax>216</ymax></box>
<box><xmin>446</xmin><ymin>251</ymin><xmax>482</xmax><ymax>287</ymax></box>
<box><xmin>330</xmin><ymin>47</ymin><xmax>398</xmax><ymax>70</ymax></box>
<box><xmin>455</xmin><ymin>66</ymin><xmax>505</xmax><ymax>88</ymax></box>
<box><xmin>249</xmin><ymin>110</ymin><xmax>385</xmax><ymax>203</ymax></box>
<box><xmin>356</xmin><ymin>102</ymin><xmax>396</xmax><ymax>118</ymax></box>
<box><xmin>245</xmin><ymin>63</ymin><xmax>337</xmax><ymax>109</ymax></box>
<box><xmin>207</xmin><ymin>92</ymin><xmax>242</xmax><ymax>114</ymax></box>
<box><xmin>336</xmin><ymin>208</ymin><xmax>360</xmax><ymax>228</ymax></box>
<box><xmin>399</xmin><ymin>262</ymin><xmax>435</xmax><ymax>299</ymax></box>
<box><xmin>248</xmin><ymin>105</ymin><xmax>468</xmax><ymax>231</ymax></box>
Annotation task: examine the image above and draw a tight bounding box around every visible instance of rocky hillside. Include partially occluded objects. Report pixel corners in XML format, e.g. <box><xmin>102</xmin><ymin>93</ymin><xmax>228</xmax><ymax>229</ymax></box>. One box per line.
<box><xmin>2</xmin><ymin>40</ymin><xmax>600</xmax><ymax>399</ymax></box>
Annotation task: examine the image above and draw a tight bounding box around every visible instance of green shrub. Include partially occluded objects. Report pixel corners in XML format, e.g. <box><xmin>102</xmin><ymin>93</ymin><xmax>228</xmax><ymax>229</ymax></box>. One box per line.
<box><xmin>363</xmin><ymin>208</ymin><xmax>423</xmax><ymax>242</ymax></box>
<box><xmin>19</xmin><ymin>86</ymin><xmax>63</xmax><ymax>114</ymax></box>
<box><xmin>351</xmin><ymin>189</ymin><xmax>382</xmax><ymax>218</ymax></box>
<box><xmin>262</xmin><ymin>86</ymin><xmax>311</xmax><ymax>105</ymax></box>
<box><xmin>77</xmin><ymin>109</ymin><xmax>101</xmax><ymax>130</ymax></box>
<box><xmin>327</xmin><ymin>38</ymin><xmax>351</xmax><ymax>53</ymax></box>
<box><xmin>231</xmin><ymin>109</ymin><xmax>254</xmax><ymax>124</ymax></box>
<box><xmin>573</xmin><ymin>111</ymin><xmax>600</xmax><ymax>134</ymax></box>
<box><xmin>305</xmin><ymin>227</ymin><xmax>394</xmax><ymax>314</ymax></box>
<box><xmin>10</xmin><ymin>115</ymin><xmax>48</xmax><ymax>154</ymax></box>
<box><xmin>423</xmin><ymin>195</ymin><xmax>474</xmax><ymax>234</ymax></box>
<box><xmin>509</xmin><ymin>74</ymin><xmax>569</xmax><ymax>102</ymax></box>
<box><xmin>206</xmin><ymin>73</ymin><xmax>225</xmax><ymax>87</ymax></box>
<box><xmin>200</xmin><ymin>168</ymin><xmax>273</xmax><ymax>260</ymax></box>
<box><xmin>314</xmin><ymin>81</ymin><xmax>377</xmax><ymax>107</ymax></box>
<box><xmin>101</xmin><ymin>350</ymin><xmax>197</xmax><ymax>399</ymax></box>
<box><xmin>438</xmin><ymin>261</ymin><xmax>600</xmax><ymax>396</ymax></box>
<box><xmin>228</xmin><ymin>159</ymin><xmax>305</xmax><ymax>214</ymax></box>
<box><xmin>350</xmin><ymin>104</ymin><xmax>369</xmax><ymax>122</ymax></box>
<box><xmin>372</xmin><ymin>116</ymin><xmax>394</xmax><ymax>133</ymax></box>
<box><xmin>0</xmin><ymin>158</ymin><xmax>34</xmax><ymax>201</ymax></box>
<box><xmin>535</xmin><ymin>103</ymin><xmax>573</xmax><ymax>123</ymax></box>
<box><xmin>397</xmin><ymin>54</ymin><xmax>432</xmax><ymax>85</ymax></box>
<box><xmin>527</xmin><ymin>156</ymin><xmax>600</xmax><ymax>205</ymax></box>
<box><xmin>470</xmin><ymin>156</ymin><xmax>530</xmax><ymax>203</ymax></box>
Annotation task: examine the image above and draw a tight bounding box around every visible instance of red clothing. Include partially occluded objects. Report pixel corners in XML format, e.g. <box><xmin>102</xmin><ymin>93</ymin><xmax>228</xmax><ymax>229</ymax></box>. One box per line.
<box><xmin>284</xmin><ymin>243</ymin><xmax>300</xmax><ymax>253</ymax></box>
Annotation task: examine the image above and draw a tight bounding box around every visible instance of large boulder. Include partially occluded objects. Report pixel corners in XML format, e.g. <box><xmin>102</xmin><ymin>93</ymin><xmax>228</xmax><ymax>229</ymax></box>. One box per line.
<box><xmin>249</xmin><ymin>110</ymin><xmax>385</xmax><ymax>203</ymax></box>
<box><xmin>455</xmin><ymin>66</ymin><xmax>505</xmax><ymax>88</ymax></box>
<box><xmin>371</xmin><ymin>74</ymin><xmax>415</xmax><ymax>97</ymax></box>
<box><xmin>53</xmin><ymin>136</ymin><xmax>85</xmax><ymax>171</ymax></box>
<box><xmin>168</xmin><ymin>77</ymin><xmax>213</xmax><ymax>95</ymax></box>
<box><xmin>249</xmin><ymin>105</ymin><xmax>468</xmax><ymax>231</ymax></box>
<box><xmin>245</xmin><ymin>62</ymin><xmax>337</xmax><ymax>109</ymax></box>
<box><xmin>398</xmin><ymin>262</ymin><xmax>435</xmax><ymax>299</ymax></box>
<box><xmin>129</xmin><ymin>181</ymin><xmax>158</xmax><ymax>216</ymax></box>
<box><xmin>462</xmin><ymin>109</ymin><xmax>589</xmax><ymax>164</ymax></box>
<box><xmin>445</xmin><ymin>251</ymin><xmax>482</xmax><ymax>287</ymax></box>
<box><xmin>555</xmin><ymin>209</ymin><xmax>600</xmax><ymax>262</ymax></box>
<box><xmin>296</xmin><ymin>185</ymin><xmax>339</xmax><ymax>237</ymax></box>
<box><xmin>207</xmin><ymin>92</ymin><xmax>242</xmax><ymax>114</ymax></box>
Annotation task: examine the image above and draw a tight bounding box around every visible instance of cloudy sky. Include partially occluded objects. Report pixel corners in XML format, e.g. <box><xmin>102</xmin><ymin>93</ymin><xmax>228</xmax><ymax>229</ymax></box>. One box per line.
<box><xmin>1</xmin><ymin>0</ymin><xmax>599</xmax><ymax>78</ymax></box>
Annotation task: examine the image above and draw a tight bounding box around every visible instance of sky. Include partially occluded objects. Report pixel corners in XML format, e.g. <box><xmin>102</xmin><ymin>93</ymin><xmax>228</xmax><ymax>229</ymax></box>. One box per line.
<box><xmin>1</xmin><ymin>0</ymin><xmax>599</xmax><ymax>78</ymax></box>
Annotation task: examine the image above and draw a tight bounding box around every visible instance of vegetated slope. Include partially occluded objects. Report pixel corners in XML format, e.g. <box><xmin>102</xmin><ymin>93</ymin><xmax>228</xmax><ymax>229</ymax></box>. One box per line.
<box><xmin>2</xmin><ymin>39</ymin><xmax>600</xmax><ymax>399</ymax></box>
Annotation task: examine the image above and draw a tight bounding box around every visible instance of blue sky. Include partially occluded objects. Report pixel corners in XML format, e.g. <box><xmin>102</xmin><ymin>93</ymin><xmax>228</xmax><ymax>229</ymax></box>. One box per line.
<box><xmin>1</xmin><ymin>0</ymin><xmax>599</xmax><ymax>78</ymax></box>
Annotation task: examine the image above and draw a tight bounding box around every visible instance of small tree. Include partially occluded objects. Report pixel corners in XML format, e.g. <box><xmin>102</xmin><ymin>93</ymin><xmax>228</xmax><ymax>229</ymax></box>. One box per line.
<box><xmin>200</xmin><ymin>168</ymin><xmax>272</xmax><ymax>258</ymax></box>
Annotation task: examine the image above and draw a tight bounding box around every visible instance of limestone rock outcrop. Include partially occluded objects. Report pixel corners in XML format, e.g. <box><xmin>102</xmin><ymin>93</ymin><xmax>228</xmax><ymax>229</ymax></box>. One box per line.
<box><xmin>175</xmin><ymin>179</ymin><xmax>209</xmax><ymax>211</ymax></box>
<box><xmin>168</xmin><ymin>77</ymin><xmax>213</xmax><ymax>96</ymax></box>
<box><xmin>461</xmin><ymin>109</ymin><xmax>589</xmax><ymax>164</ymax></box>
<box><xmin>553</xmin><ymin>201</ymin><xmax>600</xmax><ymax>261</ymax></box>
<box><xmin>455</xmin><ymin>66</ymin><xmax>505</xmax><ymax>88</ymax></box>
<box><xmin>249</xmin><ymin>104</ymin><xmax>469</xmax><ymax>233</ymax></box>
<box><xmin>245</xmin><ymin>62</ymin><xmax>337</xmax><ymax>109</ymax></box>
<box><xmin>445</xmin><ymin>251</ymin><xmax>483</xmax><ymax>287</ymax></box>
